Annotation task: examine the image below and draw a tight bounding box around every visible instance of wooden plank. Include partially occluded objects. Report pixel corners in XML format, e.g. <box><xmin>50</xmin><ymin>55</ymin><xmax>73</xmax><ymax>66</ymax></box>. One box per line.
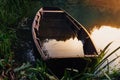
<box><xmin>42</xmin><ymin>10</ymin><xmax>64</xmax><ymax>13</ymax></box>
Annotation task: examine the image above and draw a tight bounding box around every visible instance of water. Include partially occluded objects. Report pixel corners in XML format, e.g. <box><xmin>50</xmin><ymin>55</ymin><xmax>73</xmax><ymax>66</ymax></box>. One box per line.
<box><xmin>42</xmin><ymin>38</ymin><xmax>84</xmax><ymax>58</ymax></box>
<box><xmin>39</xmin><ymin>12</ymin><xmax>85</xmax><ymax>58</ymax></box>
<box><xmin>91</xmin><ymin>26</ymin><xmax>120</xmax><ymax>74</ymax></box>
<box><xmin>15</xmin><ymin>18</ymin><xmax>36</xmax><ymax>63</ymax></box>
<box><xmin>59</xmin><ymin>2</ymin><xmax>120</xmax><ymax>72</ymax></box>
<box><xmin>42</xmin><ymin>1</ymin><xmax>120</xmax><ymax>74</ymax></box>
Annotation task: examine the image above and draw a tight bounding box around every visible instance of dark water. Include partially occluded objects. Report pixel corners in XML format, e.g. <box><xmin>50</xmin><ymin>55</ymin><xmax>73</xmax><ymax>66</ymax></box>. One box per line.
<box><xmin>42</xmin><ymin>1</ymin><xmax>120</xmax><ymax>29</ymax></box>
<box><xmin>15</xmin><ymin>18</ymin><xmax>36</xmax><ymax>63</ymax></box>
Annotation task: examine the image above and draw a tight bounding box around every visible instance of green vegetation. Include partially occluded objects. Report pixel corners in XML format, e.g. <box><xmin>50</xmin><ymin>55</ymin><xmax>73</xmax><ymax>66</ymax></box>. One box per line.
<box><xmin>0</xmin><ymin>0</ymin><xmax>41</xmax><ymax>79</ymax></box>
<box><xmin>10</xmin><ymin>42</ymin><xmax>119</xmax><ymax>80</ymax></box>
<box><xmin>0</xmin><ymin>0</ymin><xmax>120</xmax><ymax>79</ymax></box>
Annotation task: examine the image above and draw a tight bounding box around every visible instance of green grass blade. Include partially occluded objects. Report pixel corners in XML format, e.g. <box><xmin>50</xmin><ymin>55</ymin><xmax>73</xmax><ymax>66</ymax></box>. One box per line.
<box><xmin>103</xmin><ymin>71</ymin><xmax>111</xmax><ymax>80</ymax></box>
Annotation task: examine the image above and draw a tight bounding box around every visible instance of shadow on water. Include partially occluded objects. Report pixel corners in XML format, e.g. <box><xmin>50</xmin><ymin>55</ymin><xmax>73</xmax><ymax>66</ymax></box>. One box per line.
<box><xmin>14</xmin><ymin>18</ymin><xmax>36</xmax><ymax>63</ymax></box>
<box><xmin>41</xmin><ymin>0</ymin><xmax>120</xmax><ymax>29</ymax></box>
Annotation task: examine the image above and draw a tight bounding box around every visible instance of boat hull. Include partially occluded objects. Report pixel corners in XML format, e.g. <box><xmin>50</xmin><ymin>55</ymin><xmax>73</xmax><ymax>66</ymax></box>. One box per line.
<box><xmin>32</xmin><ymin>7</ymin><xmax>98</xmax><ymax>60</ymax></box>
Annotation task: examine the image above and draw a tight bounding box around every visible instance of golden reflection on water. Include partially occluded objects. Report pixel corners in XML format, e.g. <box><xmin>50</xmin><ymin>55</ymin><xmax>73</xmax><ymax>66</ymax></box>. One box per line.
<box><xmin>91</xmin><ymin>25</ymin><xmax>120</xmax><ymax>69</ymax></box>
<box><xmin>42</xmin><ymin>37</ymin><xmax>84</xmax><ymax>58</ymax></box>
<box><xmin>91</xmin><ymin>25</ymin><xmax>120</xmax><ymax>51</ymax></box>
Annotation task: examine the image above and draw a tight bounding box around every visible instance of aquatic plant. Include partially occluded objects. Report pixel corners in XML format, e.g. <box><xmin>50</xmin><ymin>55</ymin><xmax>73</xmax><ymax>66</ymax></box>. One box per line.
<box><xmin>83</xmin><ymin>42</ymin><xmax>120</xmax><ymax>80</ymax></box>
<box><xmin>58</xmin><ymin>42</ymin><xmax>120</xmax><ymax>80</ymax></box>
<box><xmin>94</xmin><ymin>42</ymin><xmax>120</xmax><ymax>74</ymax></box>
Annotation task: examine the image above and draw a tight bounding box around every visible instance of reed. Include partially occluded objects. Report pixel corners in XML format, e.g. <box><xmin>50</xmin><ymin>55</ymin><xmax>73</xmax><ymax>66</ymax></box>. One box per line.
<box><xmin>59</xmin><ymin>43</ymin><xmax>120</xmax><ymax>80</ymax></box>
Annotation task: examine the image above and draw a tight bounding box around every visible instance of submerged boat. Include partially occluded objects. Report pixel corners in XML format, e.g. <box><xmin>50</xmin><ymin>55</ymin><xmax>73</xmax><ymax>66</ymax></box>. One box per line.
<box><xmin>32</xmin><ymin>7</ymin><xmax>98</xmax><ymax>60</ymax></box>
<box><xmin>32</xmin><ymin>7</ymin><xmax>98</xmax><ymax>77</ymax></box>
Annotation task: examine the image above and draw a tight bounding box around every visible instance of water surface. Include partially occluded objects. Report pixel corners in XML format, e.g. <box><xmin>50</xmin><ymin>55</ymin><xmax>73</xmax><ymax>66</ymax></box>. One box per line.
<box><xmin>39</xmin><ymin>12</ymin><xmax>85</xmax><ymax>58</ymax></box>
<box><xmin>91</xmin><ymin>25</ymin><xmax>120</xmax><ymax>71</ymax></box>
<box><xmin>54</xmin><ymin>1</ymin><xmax>120</xmax><ymax>73</ymax></box>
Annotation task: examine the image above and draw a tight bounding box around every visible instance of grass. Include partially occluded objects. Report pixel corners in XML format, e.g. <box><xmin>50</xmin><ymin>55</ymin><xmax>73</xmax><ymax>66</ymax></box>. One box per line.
<box><xmin>0</xmin><ymin>0</ymin><xmax>39</xmax><ymax>79</ymax></box>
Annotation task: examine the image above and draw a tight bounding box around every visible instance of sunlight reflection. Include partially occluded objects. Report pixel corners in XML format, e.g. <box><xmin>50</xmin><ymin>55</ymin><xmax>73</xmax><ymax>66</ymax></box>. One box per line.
<box><xmin>91</xmin><ymin>26</ymin><xmax>120</xmax><ymax>51</ymax></box>
<box><xmin>91</xmin><ymin>25</ymin><xmax>120</xmax><ymax>70</ymax></box>
<box><xmin>42</xmin><ymin>37</ymin><xmax>84</xmax><ymax>58</ymax></box>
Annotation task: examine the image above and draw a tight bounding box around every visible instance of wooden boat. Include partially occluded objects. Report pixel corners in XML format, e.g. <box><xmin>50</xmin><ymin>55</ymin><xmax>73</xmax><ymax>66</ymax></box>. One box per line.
<box><xmin>32</xmin><ymin>7</ymin><xmax>98</xmax><ymax>60</ymax></box>
<box><xmin>32</xmin><ymin>7</ymin><xmax>98</xmax><ymax>77</ymax></box>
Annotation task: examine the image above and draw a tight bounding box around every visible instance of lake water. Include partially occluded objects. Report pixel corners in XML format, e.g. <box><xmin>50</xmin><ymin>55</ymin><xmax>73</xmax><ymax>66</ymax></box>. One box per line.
<box><xmin>45</xmin><ymin>1</ymin><xmax>120</xmax><ymax>73</ymax></box>
<box><xmin>63</xmin><ymin>4</ymin><xmax>120</xmax><ymax>73</ymax></box>
<box><xmin>91</xmin><ymin>26</ymin><xmax>120</xmax><ymax>73</ymax></box>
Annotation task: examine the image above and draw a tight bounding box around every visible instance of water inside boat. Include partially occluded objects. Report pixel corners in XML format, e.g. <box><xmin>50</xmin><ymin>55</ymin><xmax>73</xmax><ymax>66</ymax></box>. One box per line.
<box><xmin>39</xmin><ymin>12</ymin><xmax>85</xmax><ymax>58</ymax></box>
